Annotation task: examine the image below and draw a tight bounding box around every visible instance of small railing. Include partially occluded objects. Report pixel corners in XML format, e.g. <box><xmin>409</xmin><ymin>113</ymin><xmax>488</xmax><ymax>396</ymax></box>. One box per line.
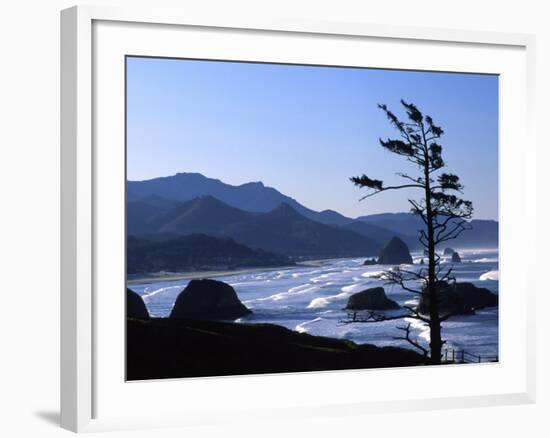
<box><xmin>443</xmin><ymin>348</ymin><xmax>498</xmax><ymax>363</ymax></box>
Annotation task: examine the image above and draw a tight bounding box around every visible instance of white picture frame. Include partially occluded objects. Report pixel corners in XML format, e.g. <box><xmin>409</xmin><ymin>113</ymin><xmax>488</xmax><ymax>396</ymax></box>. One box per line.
<box><xmin>60</xmin><ymin>4</ymin><xmax>537</xmax><ymax>433</ymax></box>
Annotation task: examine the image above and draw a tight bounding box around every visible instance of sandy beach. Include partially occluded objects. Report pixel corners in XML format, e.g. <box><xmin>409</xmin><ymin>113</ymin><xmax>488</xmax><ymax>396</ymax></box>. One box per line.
<box><xmin>126</xmin><ymin>259</ymin><xmax>335</xmax><ymax>285</ymax></box>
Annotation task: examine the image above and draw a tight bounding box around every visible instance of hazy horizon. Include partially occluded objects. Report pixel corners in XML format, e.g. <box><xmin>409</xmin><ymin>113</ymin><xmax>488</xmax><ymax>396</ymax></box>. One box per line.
<box><xmin>127</xmin><ymin>57</ymin><xmax>499</xmax><ymax>220</ymax></box>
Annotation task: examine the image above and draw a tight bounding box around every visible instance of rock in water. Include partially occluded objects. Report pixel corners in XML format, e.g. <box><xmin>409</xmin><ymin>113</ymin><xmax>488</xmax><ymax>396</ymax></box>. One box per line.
<box><xmin>418</xmin><ymin>282</ymin><xmax>498</xmax><ymax>316</ymax></box>
<box><xmin>345</xmin><ymin>287</ymin><xmax>400</xmax><ymax>311</ymax></box>
<box><xmin>363</xmin><ymin>258</ymin><xmax>377</xmax><ymax>266</ymax></box>
<box><xmin>170</xmin><ymin>279</ymin><xmax>252</xmax><ymax>321</ymax></box>
<box><xmin>377</xmin><ymin>236</ymin><xmax>413</xmax><ymax>265</ymax></box>
<box><xmin>443</xmin><ymin>247</ymin><xmax>456</xmax><ymax>255</ymax></box>
<box><xmin>127</xmin><ymin>288</ymin><xmax>149</xmax><ymax>320</ymax></box>
<box><xmin>451</xmin><ymin>252</ymin><xmax>462</xmax><ymax>263</ymax></box>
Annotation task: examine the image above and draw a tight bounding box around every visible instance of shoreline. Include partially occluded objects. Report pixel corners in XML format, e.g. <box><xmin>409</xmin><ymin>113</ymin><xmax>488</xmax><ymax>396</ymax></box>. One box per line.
<box><xmin>126</xmin><ymin>248</ymin><xmax>497</xmax><ymax>285</ymax></box>
<box><xmin>127</xmin><ymin>266</ymin><xmax>292</xmax><ymax>285</ymax></box>
<box><xmin>126</xmin><ymin>259</ymin><xmax>337</xmax><ymax>285</ymax></box>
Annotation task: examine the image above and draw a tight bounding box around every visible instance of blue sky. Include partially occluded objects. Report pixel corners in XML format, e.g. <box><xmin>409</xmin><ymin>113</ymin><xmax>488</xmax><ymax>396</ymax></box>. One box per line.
<box><xmin>127</xmin><ymin>57</ymin><xmax>498</xmax><ymax>220</ymax></box>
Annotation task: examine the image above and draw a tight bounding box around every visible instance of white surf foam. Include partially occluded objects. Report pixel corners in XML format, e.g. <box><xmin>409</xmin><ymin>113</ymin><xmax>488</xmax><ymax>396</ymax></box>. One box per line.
<box><xmin>307</xmin><ymin>297</ymin><xmax>331</xmax><ymax>309</ymax></box>
<box><xmin>296</xmin><ymin>317</ymin><xmax>323</xmax><ymax>333</ymax></box>
<box><xmin>310</xmin><ymin>272</ymin><xmax>339</xmax><ymax>283</ymax></box>
<box><xmin>140</xmin><ymin>285</ymin><xmax>182</xmax><ymax>302</ymax></box>
<box><xmin>480</xmin><ymin>270</ymin><xmax>499</xmax><ymax>281</ymax></box>
<box><xmin>341</xmin><ymin>283</ymin><xmax>367</xmax><ymax>294</ymax></box>
<box><xmin>244</xmin><ymin>283</ymin><xmax>319</xmax><ymax>304</ymax></box>
<box><xmin>307</xmin><ymin>291</ymin><xmax>350</xmax><ymax>309</ymax></box>
<box><xmin>292</xmin><ymin>269</ymin><xmax>322</xmax><ymax>278</ymax></box>
<box><xmin>473</xmin><ymin>257</ymin><xmax>498</xmax><ymax>263</ymax></box>
<box><xmin>406</xmin><ymin>317</ymin><xmax>430</xmax><ymax>342</ymax></box>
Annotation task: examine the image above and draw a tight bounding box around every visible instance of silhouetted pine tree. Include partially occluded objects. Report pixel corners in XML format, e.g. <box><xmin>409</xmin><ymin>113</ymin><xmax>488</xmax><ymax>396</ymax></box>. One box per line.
<box><xmin>348</xmin><ymin>100</ymin><xmax>473</xmax><ymax>364</ymax></box>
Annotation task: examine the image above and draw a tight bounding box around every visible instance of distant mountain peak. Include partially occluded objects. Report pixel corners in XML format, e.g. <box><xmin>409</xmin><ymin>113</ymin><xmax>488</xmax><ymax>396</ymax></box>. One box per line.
<box><xmin>173</xmin><ymin>172</ymin><xmax>220</xmax><ymax>182</ymax></box>
<box><xmin>128</xmin><ymin>172</ymin><xmax>350</xmax><ymax>225</ymax></box>
<box><xmin>267</xmin><ymin>202</ymin><xmax>302</xmax><ymax>217</ymax></box>
<box><xmin>241</xmin><ymin>181</ymin><xmax>265</xmax><ymax>188</ymax></box>
<box><xmin>195</xmin><ymin>194</ymin><xmax>218</xmax><ymax>201</ymax></box>
<box><xmin>174</xmin><ymin>172</ymin><xmax>204</xmax><ymax>177</ymax></box>
<box><xmin>172</xmin><ymin>172</ymin><xmax>268</xmax><ymax>188</ymax></box>
<box><xmin>188</xmin><ymin>195</ymin><xmax>230</xmax><ymax>208</ymax></box>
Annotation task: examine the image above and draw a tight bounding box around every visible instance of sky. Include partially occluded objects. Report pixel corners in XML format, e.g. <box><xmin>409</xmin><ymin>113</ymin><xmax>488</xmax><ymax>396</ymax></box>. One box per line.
<box><xmin>126</xmin><ymin>57</ymin><xmax>499</xmax><ymax>220</ymax></box>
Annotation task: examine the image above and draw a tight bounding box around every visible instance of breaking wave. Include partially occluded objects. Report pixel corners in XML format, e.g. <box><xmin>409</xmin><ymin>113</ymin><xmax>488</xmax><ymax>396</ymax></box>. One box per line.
<box><xmin>480</xmin><ymin>270</ymin><xmax>499</xmax><ymax>281</ymax></box>
<box><xmin>295</xmin><ymin>317</ymin><xmax>323</xmax><ymax>333</ymax></box>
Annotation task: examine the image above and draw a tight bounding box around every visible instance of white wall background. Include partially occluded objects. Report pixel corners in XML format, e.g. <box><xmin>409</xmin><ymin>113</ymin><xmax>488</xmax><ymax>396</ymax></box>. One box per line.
<box><xmin>0</xmin><ymin>1</ymin><xmax>546</xmax><ymax>436</ymax></box>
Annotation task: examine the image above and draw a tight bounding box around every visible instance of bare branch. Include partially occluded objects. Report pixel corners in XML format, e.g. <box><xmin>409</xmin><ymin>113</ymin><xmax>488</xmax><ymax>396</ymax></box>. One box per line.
<box><xmin>357</xmin><ymin>184</ymin><xmax>424</xmax><ymax>201</ymax></box>
<box><xmin>402</xmin><ymin>305</ymin><xmax>431</xmax><ymax>323</ymax></box>
<box><xmin>397</xmin><ymin>173</ymin><xmax>425</xmax><ymax>185</ymax></box>
<box><xmin>382</xmin><ymin>269</ymin><xmax>425</xmax><ymax>295</ymax></box>
<box><xmin>339</xmin><ymin>310</ymin><xmax>413</xmax><ymax>325</ymax></box>
<box><xmin>435</xmin><ymin>221</ymin><xmax>472</xmax><ymax>244</ymax></box>
<box><xmin>433</xmin><ymin>214</ymin><xmax>458</xmax><ymax>231</ymax></box>
<box><xmin>394</xmin><ymin>323</ymin><xmax>429</xmax><ymax>357</ymax></box>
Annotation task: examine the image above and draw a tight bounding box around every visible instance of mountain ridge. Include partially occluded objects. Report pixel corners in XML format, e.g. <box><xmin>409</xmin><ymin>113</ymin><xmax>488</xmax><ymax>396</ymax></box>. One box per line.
<box><xmin>128</xmin><ymin>172</ymin><xmax>355</xmax><ymax>226</ymax></box>
<box><xmin>127</xmin><ymin>172</ymin><xmax>499</xmax><ymax>251</ymax></box>
<box><xmin>129</xmin><ymin>196</ymin><xmax>380</xmax><ymax>258</ymax></box>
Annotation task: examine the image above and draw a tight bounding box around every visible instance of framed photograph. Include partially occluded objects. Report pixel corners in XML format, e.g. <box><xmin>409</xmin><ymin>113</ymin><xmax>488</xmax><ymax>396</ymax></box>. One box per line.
<box><xmin>61</xmin><ymin>5</ymin><xmax>536</xmax><ymax>433</ymax></box>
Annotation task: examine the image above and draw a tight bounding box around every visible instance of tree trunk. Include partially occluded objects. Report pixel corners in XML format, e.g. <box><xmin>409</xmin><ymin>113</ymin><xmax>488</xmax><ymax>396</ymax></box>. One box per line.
<box><xmin>424</xmin><ymin>144</ymin><xmax>443</xmax><ymax>365</ymax></box>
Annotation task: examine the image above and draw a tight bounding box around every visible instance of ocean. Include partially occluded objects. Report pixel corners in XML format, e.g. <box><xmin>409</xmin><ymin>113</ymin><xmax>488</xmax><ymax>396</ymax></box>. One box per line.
<box><xmin>130</xmin><ymin>248</ymin><xmax>499</xmax><ymax>360</ymax></box>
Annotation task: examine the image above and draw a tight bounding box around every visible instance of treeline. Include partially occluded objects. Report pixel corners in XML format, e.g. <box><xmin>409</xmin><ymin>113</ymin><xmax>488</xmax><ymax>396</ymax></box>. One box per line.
<box><xmin>127</xmin><ymin>234</ymin><xmax>293</xmax><ymax>274</ymax></box>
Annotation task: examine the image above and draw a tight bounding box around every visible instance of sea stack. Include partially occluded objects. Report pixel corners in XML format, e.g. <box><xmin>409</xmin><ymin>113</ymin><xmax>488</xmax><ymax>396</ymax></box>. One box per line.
<box><xmin>451</xmin><ymin>252</ymin><xmax>462</xmax><ymax>263</ymax></box>
<box><xmin>345</xmin><ymin>287</ymin><xmax>400</xmax><ymax>311</ymax></box>
<box><xmin>127</xmin><ymin>288</ymin><xmax>150</xmax><ymax>320</ymax></box>
<box><xmin>363</xmin><ymin>258</ymin><xmax>377</xmax><ymax>266</ymax></box>
<box><xmin>377</xmin><ymin>236</ymin><xmax>413</xmax><ymax>265</ymax></box>
<box><xmin>418</xmin><ymin>282</ymin><xmax>498</xmax><ymax>316</ymax></box>
<box><xmin>169</xmin><ymin>279</ymin><xmax>252</xmax><ymax>321</ymax></box>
